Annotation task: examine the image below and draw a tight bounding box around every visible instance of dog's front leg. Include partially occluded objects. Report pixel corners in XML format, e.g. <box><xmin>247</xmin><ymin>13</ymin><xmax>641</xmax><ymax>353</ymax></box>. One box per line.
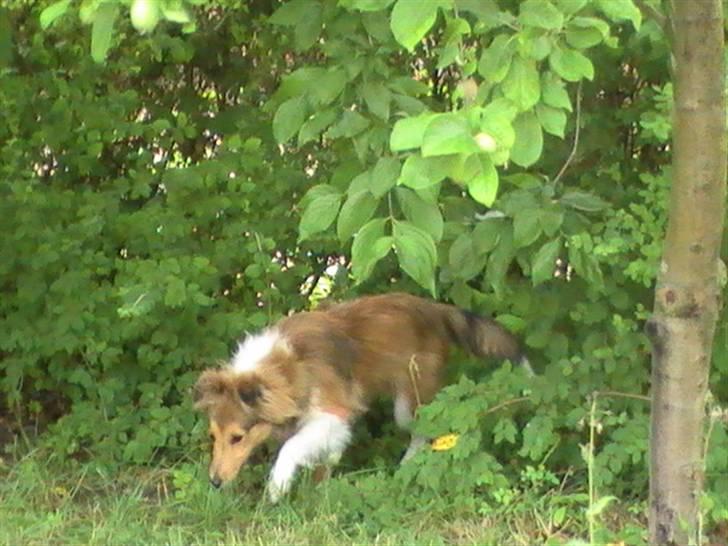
<box><xmin>267</xmin><ymin>411</ymin><xmax>351</xmax><ymax>503</ymax></box>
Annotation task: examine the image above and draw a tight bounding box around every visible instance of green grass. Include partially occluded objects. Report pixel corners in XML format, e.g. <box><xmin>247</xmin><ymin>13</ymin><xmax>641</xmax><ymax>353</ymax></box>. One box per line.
<box><xmin>0</xmin><ymin>444</ymin><xmax>646</xmax><ymax>546</ymax></box>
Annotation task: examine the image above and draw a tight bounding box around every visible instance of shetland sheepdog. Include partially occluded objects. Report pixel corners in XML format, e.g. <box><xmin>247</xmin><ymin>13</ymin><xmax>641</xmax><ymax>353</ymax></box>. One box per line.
<box><xmin>193</xmin><ymin>292</ymin><xmax>528</xmax><ymax>502</ymax></box>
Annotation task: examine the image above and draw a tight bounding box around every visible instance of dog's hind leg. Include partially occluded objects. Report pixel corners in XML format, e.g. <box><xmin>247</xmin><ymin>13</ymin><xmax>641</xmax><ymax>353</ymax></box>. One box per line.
<box><xmin>395</xmin><ymin>351</ymin><xmax>446</xmax><ymax>463</ymax></box>
<box><xmin>394</xmin><ymin>392</ymin><xmax>427</xmax><ymax>463</ymax></box>
<box><xmin>267</xmin><ymin>411</ymin><xmax>350</xmax><ymax>502</ymax></box>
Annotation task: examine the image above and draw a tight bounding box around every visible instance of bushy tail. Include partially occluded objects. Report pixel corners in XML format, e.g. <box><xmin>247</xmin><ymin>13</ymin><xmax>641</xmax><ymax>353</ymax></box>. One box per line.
<box><xmin>439</xmin><ymin>305</ymin><xmax>532</xmax><ymax>373</ymax></box>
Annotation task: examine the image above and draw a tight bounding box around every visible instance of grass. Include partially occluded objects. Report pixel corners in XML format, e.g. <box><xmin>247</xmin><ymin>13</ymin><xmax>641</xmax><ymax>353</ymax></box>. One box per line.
<box><xmin>0</xmin><ymin>440</ymin><xmax>648</xmax><ymax>546</ymax></box>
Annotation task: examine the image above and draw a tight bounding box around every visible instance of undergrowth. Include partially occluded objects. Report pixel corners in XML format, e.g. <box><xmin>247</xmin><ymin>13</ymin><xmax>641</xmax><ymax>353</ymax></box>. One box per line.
<box><xmin>0</xmin><ymin>444</ymin><xmax>645</xmax><ymax>546</ymax></box>
<box><xmin>4</xmin><ymin>359</ymin><xmax>727</xmax><ymax>545</ymax></box>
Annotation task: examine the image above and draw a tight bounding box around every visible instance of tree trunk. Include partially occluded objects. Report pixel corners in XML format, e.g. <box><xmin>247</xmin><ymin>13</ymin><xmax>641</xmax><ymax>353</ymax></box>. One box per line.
<box><xmin>647</xmin><ymin>1</ymin><xmax>726</xmax><ymax>544</ymax></box>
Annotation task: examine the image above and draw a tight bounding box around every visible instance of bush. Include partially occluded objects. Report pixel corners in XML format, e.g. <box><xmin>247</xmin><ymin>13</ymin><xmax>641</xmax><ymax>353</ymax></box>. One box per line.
<box><xmin>1</xmin><ymin>0</ymin><xmax>726</xmax><ymax>536</ymax></box>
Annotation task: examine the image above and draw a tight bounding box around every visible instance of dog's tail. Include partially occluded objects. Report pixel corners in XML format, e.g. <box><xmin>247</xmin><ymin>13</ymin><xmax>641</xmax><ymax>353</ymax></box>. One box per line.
<box><xmin>439</xmin><ymin>304</ymin><xmax>533</xmax><ymax>375</ymax></box>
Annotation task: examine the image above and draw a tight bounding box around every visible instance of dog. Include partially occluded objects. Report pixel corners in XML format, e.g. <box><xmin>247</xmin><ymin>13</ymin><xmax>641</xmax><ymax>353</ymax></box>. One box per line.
<box><xmin>193</xmin><ymin>292</ymin><xmax>528</xmax><ymax>502</ymax></box>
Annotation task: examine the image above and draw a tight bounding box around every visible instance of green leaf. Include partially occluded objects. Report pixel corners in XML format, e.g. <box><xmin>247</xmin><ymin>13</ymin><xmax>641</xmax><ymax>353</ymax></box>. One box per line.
<box><xmin>519</xmin><ymin>0</ymin><xmax>563</xmax><ymax>30</ymax></box>
<box><xmin>390</xmin><ymin>77</ymin><xmax>430</xmax><ymax>97</ymax></box>
<box><xmin>596</xmin><ymin>0</ymin><xmax>641</xmax><ymax>30</ymax></box>
<box><xmin>560</xmin><ymin>191</ymin><xmax>609</xmax><ymax>212</ymax></box>
<box><xmin>524</xmin><ymin>34</ymin><xmax>553</xmax><ymax>61</ymax></box>
<box><xmin>327</xmin><ymin>111</ymin><xmax>370</xmax><ymax>139</ymax></box>
<box><xmin>347</xmin><ymin>170</ymin><xmax>372</xmax><ymax>195</ymax></box>
<box><xmin>555</xmin><ymin>0</ymin><xmax>588</xmax><ymax>15</ymax></box>
<box><xmin>532</xmin><ymin>239</ymin><xmax>561</xmax><ymax>286</ymax></box>
<box><xmin>152</xmin><ymin>119</ymin><xmax>172</xmax><ymax>132</ymax></box>
<box><xmin>448</xmin><ymin>153</ymin><xmax>480</xmax><ymax>184</ymax></box>
<box><xmin>362</xmin><ymin>10</ymin><xmax>394</xmax><ymax>42</ymax></box>
<box><xmin>415</xmin><ymin>183</ymin><xmax>441</xmax><ymax>204</ymax></box>
<box><xmin>298</xmin><ymin>109</ymin><xmax>337</xmax><ymax>146</ymax></box>
<box><xmin>505</xmin><ymin>173</ymin><xmax>542</xmax><ymax>189</ymax></box>
<box><xmin>586</xmin><ymin>495</ymin><xmax>618</xmax><ymax>518</ymax></box>
<box><xmin>370</xmin><ymin>157</ymin><xmax>401</xmax><ymax>197</ymax></box>
<box><xmin>91</xmin><ymin>2</ymin><xmax>119</xmax><ymax>63</ymax></box>
<box><xmin>486</xmin><ymin>225</ymin><xmax>514</xmax><ymax>295</ymax></box>
<box><xmin>536</xmin><ymin>104</ymin><xmax>566</xmax><ymax>138</ymax></box>
<box><xmin>421</xmin><ymin>113</ymin><xmax>479</xmax><ymax>157</ymax></box>
<box><xmin>479</xmin><ymin>100</ymin><xmax>517</xmax><ymax>163</ymax></box>
<box><xmin>472</xmin><ymin>220</ymin><xmax>502</xmax><ymax>253</ymax></box>
<box><xmin>300</xmin><ymin>184</ymin><xmax>341</xmax><ymax>209</ymax></box>
<box><xmin>513</xmin><ymin>209</ymin><xmax>542</xmax><ymax>249</ymax></box>
<box><xmin>337</xmin><ymin>191</ymin><xmax>379</xmax><ymax>242</ymax></box>
<box><xmin>269</xmin><ymin>0</ymin><xmax>310</xmax><ymax>25</ymax></box>
<box><xmin>352</xmin><ymin>218</ymin><xmax>393</xmax><ymax>281</ymax></box>
<box><xmin>553</xmin><ymin>505</ymin><xmax>567</xmax><ymax>526</ymax></box>
<box><xmin>40</xmin><ymin>0</ymin><xmax>71</xmax><ymax>29</ymax></box>
<box><xmin>299</xmin><ymin>190</ymin><xmax>342</xmax><ymax>240</ymax></box>
<box><xmin>467</xmin><ymin>155</ymin><xmax>499</xmax><ymax>206</ymax></box>
<box><xmin>390</xmin><ymin>113</ymin><xmax>440</xmax><ymax>151</ymax></box>
<box><xmin>437</xmin><ymin>17</ymin><xmax>470</xmax><ymax>69</ymax></box>
<box><xmin>273</xmin><ymin>97</ymin><xmax>306</xmax><ymax>144</ymax></box>
<box><xmin>390</xmin><ymin>0</ymin><xmax>439</xmax><ymax>51</ymax></box>
<box><xmin>271</xmin><ymin>67</ymin><xmax>325</xmax><ymax>104</ymax></box>
<box><xmin>294</xmin><ymin>5</ymin><xmax>322</xmax><ymax>52</ymax></box>
<box><xmin>569</xmin><ymin>16</ymin><xmax>610</xmax><ymax>37</ymax></box>
<box><xmin>398</xmin><ymin>154</ymin><xmax>450</xmax><ymax>189</ymax></box>
<box><xmin>393</xmin><ymin>220</ymin><xmax>437</xmax><ymax>296</ymax></box>
<box><xmin>164</xmin><ymin>277</ymin><xmax>186</xmax><ymax>307</ymax></box>
<box><xmin>340</xmin><ymin>0</ymin><xmax>396</xmax><ymax>11</ymax></box>
<box><xmin>395</xmin><ymin>187</ymin><xmax>444</xmax><ymax>241</ymax></box>
<box><xmin>502</xmin><ymin>56</ymin><xmax>541</xmax><ymax>111</ymax></box>
<box><xmin>510</xmin><ymin>113</ymin><xmax>543</xmax><ymax>167</ymax></box>
<box><xmin>493</xmin><ymin>416</ymin><xmax>518</xmax><ymax>444</ymax></box>
<box><xmin>565</xmin><ymin>25</ymin><xmax>604</xmax><ymax>49</ymax></box>
<box><xmin>542</xmin><ymin>74</ymin><xmax>572</xmax><ymax>111</ymax></box>
<box><xmin>539</xmin><ymin>208</ymin><xmax>564</xmax><ymax>236</ymax></box>
<box><xmin>437</xmin><ymin>41</ymin><xmax>460</xmax><ymax>70</ymax></box>
<box><xmin>478</xmin><ymin>34</ymin><xmax>515</xmax><ymax>83</ymax></box>
<box><xmin>448</xmin><ymin>232</ymin><xmax>484</xmax><ymax>281</ymax></box>
<box><xmin>161</xmin><ymin>3</ymin><xmax>191</xmax><ymax>24</ymax></box>
<box><xmin>550</xmin><ymin>45</ymin><xmax>594</xmax><ymax>82</ymax></box>
<box><xmin>456</xmin><ymin>0</ymin><xmax>503</xmax><ymax>27</ymax></box>
<box><xmin>310</xmin><ymin>69</ymin><xmax>348</xmax><ymax>106</ymax></box>
<box><xmin>362</xmin><ymin>82</ymin><xmax>391</xmax><ymax>120</ymax></box>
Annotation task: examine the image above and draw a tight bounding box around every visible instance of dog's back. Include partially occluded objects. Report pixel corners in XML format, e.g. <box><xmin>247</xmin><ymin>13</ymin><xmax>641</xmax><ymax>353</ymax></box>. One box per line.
<box><xmin>287</xmin><ymin>292</ymin><xmax>524</xmax><ymax>407</ymax></box>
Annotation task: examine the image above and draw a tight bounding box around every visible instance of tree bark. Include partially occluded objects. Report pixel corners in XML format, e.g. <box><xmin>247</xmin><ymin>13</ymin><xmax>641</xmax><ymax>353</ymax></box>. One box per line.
<box><xmin>647</xmin><ymin>1</ymin><xmax>726</xmax><ymax>544</ymax></box>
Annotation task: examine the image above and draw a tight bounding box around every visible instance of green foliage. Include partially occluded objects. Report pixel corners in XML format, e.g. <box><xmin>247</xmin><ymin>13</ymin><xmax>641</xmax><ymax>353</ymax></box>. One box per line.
<box><xmin>3</xmin><ymin>0</ymin><xmax>728</xmax><ymax>540</ymax></box>
<box><xmin>281</xmin><ymin>0</ymin><xmax>623</xmax><ymax>292</ymax></box>
<box><xmin>2</xmin><ymin>2</ymin><xmax>313</xmax><ymax>466</ymax></box>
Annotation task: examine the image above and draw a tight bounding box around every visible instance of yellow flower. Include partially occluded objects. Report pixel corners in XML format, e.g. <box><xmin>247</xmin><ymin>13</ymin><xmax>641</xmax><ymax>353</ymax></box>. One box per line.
<box><xmin>431</xmin><ymin>433</ymin><xmax>459</xmax><ymax>451</ymax></box>
<box><xmin>51</xmin><ymin>486</ymin><xmax>69</xmax><ymax>498</ymax></box>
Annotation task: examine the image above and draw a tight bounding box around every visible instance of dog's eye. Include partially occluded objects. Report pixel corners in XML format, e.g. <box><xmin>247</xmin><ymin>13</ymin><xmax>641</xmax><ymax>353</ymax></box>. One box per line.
<box><xmin>230</xmin><ymin>434</ymin><xmax>243</xmax><ymax>445</ymax></box>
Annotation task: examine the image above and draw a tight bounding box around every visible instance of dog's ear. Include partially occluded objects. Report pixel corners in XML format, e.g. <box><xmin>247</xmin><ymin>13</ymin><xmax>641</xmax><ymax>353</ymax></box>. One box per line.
<box><xmin>238</xmin><ymin>383</ymin><xmax>262</xmax><ymax>406</ymax></box>
<box><xmin>235</xmin><ymin>375</ymin><xmax>263</xmax><ymax>407</ymax></box>
<box><xmin>193</xmin><ymin>369</ymin><xmax>230</xmax><ymax>410</ymax></box>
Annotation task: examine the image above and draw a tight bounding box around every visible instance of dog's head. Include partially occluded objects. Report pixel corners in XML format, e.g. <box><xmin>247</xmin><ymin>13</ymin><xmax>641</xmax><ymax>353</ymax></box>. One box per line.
<box><xmin>193</xmin><ymin>366</ymin><xmax>299</xmax><ymax>488</ymax></box>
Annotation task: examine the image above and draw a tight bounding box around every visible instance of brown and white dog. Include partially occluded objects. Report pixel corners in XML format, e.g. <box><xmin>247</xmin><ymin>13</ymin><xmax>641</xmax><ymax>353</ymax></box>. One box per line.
<box><xmin>193</xmin><ymin>292</ymin><xmax>528</xmax><ymax>502</ymax></box>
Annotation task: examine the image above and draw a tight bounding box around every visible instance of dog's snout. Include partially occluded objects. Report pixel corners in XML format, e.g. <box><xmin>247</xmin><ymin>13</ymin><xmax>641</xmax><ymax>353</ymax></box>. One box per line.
<box><xmin>210</xmin><ymin>476</ymin><xmax>222</xmax><ymax>489</ymax></box>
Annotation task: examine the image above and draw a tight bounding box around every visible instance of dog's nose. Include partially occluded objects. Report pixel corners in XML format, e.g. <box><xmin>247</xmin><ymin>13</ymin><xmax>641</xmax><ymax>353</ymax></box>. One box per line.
<box><xmin>210</xmin><ymin>476</ymin><xmax>222</xmax><ymax>489</ymax></box>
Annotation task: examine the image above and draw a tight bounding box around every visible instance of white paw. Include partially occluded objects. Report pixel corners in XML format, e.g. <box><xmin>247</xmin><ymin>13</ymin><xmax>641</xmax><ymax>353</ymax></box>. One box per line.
<box><xmin>267</xmin><ymin>461</ymin><xmax>295</xmax><ymax>503</ymax></box>
<box><xmin>401</xmin><ymin>436</ymin><xmax>427</xmax><ymax>463</ymax></box>
<box><xmin>267</xmin><ymin>480</ymin><xmax>287</xmax><ymax>503</ymax></box>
